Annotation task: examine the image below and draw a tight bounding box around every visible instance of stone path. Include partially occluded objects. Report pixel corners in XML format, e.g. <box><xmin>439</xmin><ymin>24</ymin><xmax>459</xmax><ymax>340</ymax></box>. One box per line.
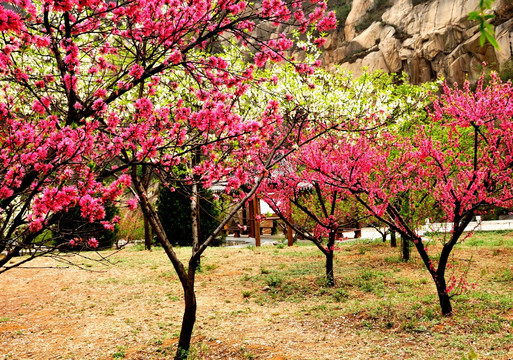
<box><xmin>226</xmin><ymin>219</ymin><xmax>513</xmax><ymax>247</ymax></box>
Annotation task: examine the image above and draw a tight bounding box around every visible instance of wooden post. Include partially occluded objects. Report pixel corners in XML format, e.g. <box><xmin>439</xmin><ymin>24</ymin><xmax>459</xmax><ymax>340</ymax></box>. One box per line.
<box><xmin>355</xmin><ymin>221</ymin><xmax>362</xmax><ymax>238</ymax></box>
<box><xmin>287</xmin><ymin>225</ymin><xmax>293</xmax><ymax>246</ymax></box>
<box><xmin>254</xmin><ymin>198</ymin><xmax>261</xmax><ymax>247</ymax></box>
<box><xmin>242</xmin><ymin>202</ymin><xmax>248</xmax><ymax>235</ymax></box>
<box><xmin>248</xmin><ymin>200</ymin><xmax>255</xmax><ymax>238</ymax></box>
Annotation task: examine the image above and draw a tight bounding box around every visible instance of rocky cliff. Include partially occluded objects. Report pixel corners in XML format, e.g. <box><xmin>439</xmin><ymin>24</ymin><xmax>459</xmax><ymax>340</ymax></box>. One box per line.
<box><xmin>320</xmin><ymin>0</ymin><xmax>513</xmax><ymax>84</ymax></box>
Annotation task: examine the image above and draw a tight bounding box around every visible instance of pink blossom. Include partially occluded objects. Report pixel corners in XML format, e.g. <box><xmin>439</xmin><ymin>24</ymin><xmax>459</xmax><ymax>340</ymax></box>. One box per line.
<box><xmin>313</xmin><ymin>37</ymin><xmax>326</xmax><ymax>47</ymax></box>
<box><xmin>127</xmin><ymin>198</ymin><xmax>138</xmax><ymax>210</ymax></box>
<box><xmin>168</xmin><ymin>50</ymin><xmax>182</xmax><ymax>64</ymax></box>
<box><xmin>128</xmin><ymin>64</ymin><xmax>145</xmax><ymax>79</ymax></box>
<box><xmin>88</xmin><ymin>238</ymin><xmax>99</xmax><ymax>248</ymax></box>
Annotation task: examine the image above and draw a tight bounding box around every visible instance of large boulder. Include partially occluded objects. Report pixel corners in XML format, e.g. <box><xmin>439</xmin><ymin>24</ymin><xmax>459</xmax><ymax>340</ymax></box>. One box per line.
<box><xmin>319</xmin><ymin>0</ymin><xmax>513</xmax><ymax>84</ymax></box>
<box><xmin>345</xmin><ymin>0</ymin><xmax>376</xmax><ymax>41</ymax></box>
<box><xmin>495</xmin><ymin>18</ymin><xmax>513</xmax><ymax>65</ymax></box>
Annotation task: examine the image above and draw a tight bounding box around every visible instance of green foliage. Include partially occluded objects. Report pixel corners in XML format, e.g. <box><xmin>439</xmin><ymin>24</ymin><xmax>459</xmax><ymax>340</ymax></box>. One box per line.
<box><xmin>112</xmin><ymin>346</ymin><xmax>126</xmax><ymax>359</ymax></box>
<box><xmin>493</xmin><ymin>268</ymin><xmax>512</xmax><ymax>282</ymax></box>
<box><xmin>265</xmin><ymin>273</ymin><xmax>283</xmax><ymax>288</ymax></box>
<box><xmin>197</xmin><ymin>263</ymin><xmax>218</xmax><ymax>273</ymax></box>
<box><xmin>384</xmin><ymin>254</ymin><xmax>402</xmax><ymax>263</ymax></box>
<box><xmin>498</xmin><ymin>59</ymin><xmax>513</xmax><ymax>82</ymax></box>
<box><xmin>332</xmin><ymin>288</ymin><xmax>349</xmax><ymax>302</ymax></box>
<box><xmin>328</xmin><ymin>0</ymin><xmax>351</xmax><ymax>29</ymax></box>
<box><xmin>468</xmin><ymin>0</ymin><xmax>499</xmax><ymax>49</ymax></box>
<box><xmin>116</xmin><ymin>209</ymin><xmax>145</xmax><ymax>242</ymax></box>
<box><xmin>33</xmin><ymin>229</ymin><xmax>54</xmax><ymax>246</ymax></box>
<box><xmin>460</xmin><ymin>231</ymin><xmax>513</xmax><ymax>248</ymax></box>
<box><xmin>157</xmin><ymin>185</ymin><xmax>223</xmax><ymax>247</ymax></box>
<box><xmin>54</xmin><ymin>202</ymin><xmax>119</xmax><ymax>250</ymax></box>
<box><xmin>461</xmin><ymin>348</ymin><xmax>478</xmax><ymax>360</ymax></box>
<box><xmin>260</xmin><ymin>266</ymin><xmax>270</xmax><ymax>274</ymax></box>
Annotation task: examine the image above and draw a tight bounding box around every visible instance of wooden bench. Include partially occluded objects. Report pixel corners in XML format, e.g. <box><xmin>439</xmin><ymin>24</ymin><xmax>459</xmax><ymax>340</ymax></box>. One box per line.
<box><xmin>260</xmin><ymin>217</ymin><xmax>278</xmax><ymax>235</ymax></box>
<box><xmin>336</xmin><ymin>223</ymin><xmax>362</xmax><ymax>239</ymax></box>
<box><xmin>223</xmin><ymin>225</ymin><xmax>242</xmax><ymax>237</ymax></box>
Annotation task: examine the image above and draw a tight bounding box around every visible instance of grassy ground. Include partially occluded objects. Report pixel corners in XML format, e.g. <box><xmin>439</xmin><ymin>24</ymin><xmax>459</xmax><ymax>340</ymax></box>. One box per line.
<box><xmin>0</xmin><ymin>231</ymin><xmax>512</xmax><ymax>359</ymax></box>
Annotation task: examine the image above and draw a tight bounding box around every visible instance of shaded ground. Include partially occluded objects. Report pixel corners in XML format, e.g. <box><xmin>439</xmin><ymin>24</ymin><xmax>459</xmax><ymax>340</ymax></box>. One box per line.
<box><xmin>1</xmin><ymin>233</ymin><xmax>513</xmax><ymax>359</ymax></box>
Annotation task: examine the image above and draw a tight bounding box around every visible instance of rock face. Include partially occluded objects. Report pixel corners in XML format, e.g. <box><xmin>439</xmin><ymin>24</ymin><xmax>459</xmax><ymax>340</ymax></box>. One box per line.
<box><xmin>320</xmin><ymin>0</ymin><xmax>513</xmax><ymax>84</ymax></box>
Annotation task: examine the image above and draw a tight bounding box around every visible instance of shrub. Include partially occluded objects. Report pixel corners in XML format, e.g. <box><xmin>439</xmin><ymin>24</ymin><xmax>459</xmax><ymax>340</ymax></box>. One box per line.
<box><xmin>498</xmin><ymin>59</ymin><xmax>513</xmax><ymax>82</ymax></box>
<box><xmin>116</xmin><ymin>208</ymin><xmax>145</xmax><ymax>242</ymax></box>
<box><xmin>328</xmin><ymin>0</ymin><xmax>351</xmax><ymax>29</ymax></box>
<box><xmin>53</xmin><ymin>202</ymin><xmax>119</xmax><ymax>250</ymax></box>
<box><xmin>157</xmin><ymin>185</ymin><xmax>224</xmax><ymax>247</ymax></box>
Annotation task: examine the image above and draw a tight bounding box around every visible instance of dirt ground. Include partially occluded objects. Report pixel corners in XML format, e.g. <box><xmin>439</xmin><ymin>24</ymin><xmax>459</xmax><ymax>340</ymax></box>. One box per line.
<box><xmin>1</xmin><ymin>241</ymin><xmax>512</xmax><ymax>360</ymax></box>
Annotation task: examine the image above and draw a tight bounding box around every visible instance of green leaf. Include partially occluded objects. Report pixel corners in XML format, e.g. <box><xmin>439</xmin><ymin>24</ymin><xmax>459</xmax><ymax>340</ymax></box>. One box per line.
<box><xmin>483</xmin><ymin>21</ymin><xmax>494</xmax><ymax>31</ymax></box>
<box><xmin>479</xmin><ymin>32</ymin><xmax>486</xmax><ymax>47</ymax></box>
<box><xmin>467</xmin><ymin>11</ymin><xmax>480</xmax><ymax>21</ymax></box>
<box><xmin>484</xmin><ymin>29</ymin><xmax>500</xmax><ymax>49</ymax></box>
<box><xmin>483</xmin><ymin>0</ymin><xmax>494</xmax><ymax>8</ymax></box>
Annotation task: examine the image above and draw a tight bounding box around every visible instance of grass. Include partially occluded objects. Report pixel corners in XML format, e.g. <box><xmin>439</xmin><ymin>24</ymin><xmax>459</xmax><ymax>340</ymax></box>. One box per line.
<box><xmin>461</xmin><ymin>230</ymin><xmax>513</xmax><ymax>247</ymax></box>
<box><xmin>3</xmin><ymin>231</ymin><xmax>513</xmax><ymax>359</ymax></box>
<box><xmin>112</xmin><ymin>346</ymin><xmax>126</xmax><ymax>358</ymax></box>
<box><xmin>241</xmin><ymin>231</ymin><xmax>513</xmax><ymax>346</ymax></box>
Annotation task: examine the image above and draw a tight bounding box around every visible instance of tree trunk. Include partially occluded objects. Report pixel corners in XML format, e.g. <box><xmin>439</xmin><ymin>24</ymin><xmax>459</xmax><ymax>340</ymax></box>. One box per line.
<box><xmin>390</xmin><ymin>231</ymin><xmax>397</xmax><ymax>247</ymax></box>
<box><xmin>434</xmin><ymin>273</ymin><xmax>452</xmax><ymax>315</ymax></box>
<box><xmin>401</xmin><ymin>234</ymin><xmax>410</xmax><ymax>262</ymax></box>
<box><xmin>382</xmin><ymin>232</ymin><xmax>387</xmax><ymax>242</ymax></box>
<box><xmin>437</xmin><ymin>289</ymin><xmax>452</xmax><ymax>316</ymax></box>
<box><xmin>325</xmin><ymin>250</ymin><xmax>334</xmax><ymax>287</ymax></box>
<box><xmin>325</xmin><ymin>231</ymin><xmax>335</xmax><ymax>287</ymax></box>
<box><xmin>190</xmin><ymin>181</ymin><xmax>201</xmax><ymax>269</ymax></box>
<box><xmin>175</xmin><ymin>283</ymin><xmax>197</xmax><ymax>359</ymax></box>
<box><xmin>144</xmin><ymin>215</ymin><xmax>152</xmax><ymax>250</ymax></box>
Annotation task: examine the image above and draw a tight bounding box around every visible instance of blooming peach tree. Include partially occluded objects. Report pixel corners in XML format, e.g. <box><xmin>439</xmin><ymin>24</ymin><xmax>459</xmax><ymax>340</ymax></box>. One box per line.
<box><xmin>304</xmin><ymin>74</ymin><xmax>513</xmax><ymax>315</ymax></box>
<box><xmin>120</xmin><ymin>45</ymin><xmax>348</xmax><ymax>356</ymax></box>
<box><xmin>0</xmin><ymin>0</ymin><xmax>336</xmax><ymax>356</ymax></box>
<box><xmin>259</xmin><ymin>70</ymin><xmax>436</xmax><ymax>286</ymax></box>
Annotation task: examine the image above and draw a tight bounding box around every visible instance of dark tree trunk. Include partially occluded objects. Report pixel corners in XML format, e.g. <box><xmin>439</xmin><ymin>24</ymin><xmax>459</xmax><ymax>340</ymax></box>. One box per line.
<box><xmin>437</xmin><ymin>289</ymin><xmax>452</xmax><ymax>316</ymax></box>
<box><xmin>175</xmin><ymin>282</ymin><xmax>197</xmax><ymax>359</ymax></box>
<box><xmin>144</xmin><ymin>216</ymin><xmax>152</xmax><ymax>250</ymax></box>
<box><xmin>390</xmin><ymin>231</ymin><xmax>397</xmax><ymax>247</ymax></box>
<box><xmin>325</xmin><ymin>250</ymin><xmax>334</xmax><ymax>287</ymax></box>
<box><xmin>434</xmin><ymin>272</ymin><xmax>452</xmax><ymax>315</ymax></box>
<box><xmin>401</xmin><ymin>234</ymin><xmax>410</xmax><ymax>262</ymax></box>
<box><xmin>174</xmin><ymin>177</ymin><xmax>200</xmax><ymax>360</ymax></box>
<box><xmin>435</xmin><ymin>239</ymin><xmax>459</xmax><ymax>316</ymax></box>
<box><xmin>382</xmin><ymin>232</ymin><xmax>387</xmax><ymax>242</ymax></box>
<box><xmin>325</xmin><ymin>231</ymin><xmax>336</xmax><ymax>287</ymax></box>
<box><xmin>410</xmin><ymin>230</ymin><xmax>455</xmax><ymax>316</ymax></box>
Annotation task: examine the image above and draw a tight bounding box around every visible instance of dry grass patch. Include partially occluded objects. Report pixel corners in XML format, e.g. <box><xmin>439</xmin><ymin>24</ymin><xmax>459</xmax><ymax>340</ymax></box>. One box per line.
<box><xmin>0</xmin><ymin>233</ymin><xmax>512</xmax><ymax>359</ymax></box>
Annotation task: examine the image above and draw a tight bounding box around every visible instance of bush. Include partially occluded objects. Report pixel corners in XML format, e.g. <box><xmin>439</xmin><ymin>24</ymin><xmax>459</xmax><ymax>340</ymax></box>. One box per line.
<box><xmin>116</xmin><ymin>208</ymin><xmax>146</xmax><ymax>242</ymax></box>
<box><xmin>53</xmin><ymin>202</ymin><xmax>119</xmax><ymax>250</ymax></box>
<box><xmin>157</xmin><ymin>185</ymin><xmax>224</xmax><ymax>247</ymax></box>
<box><xmin>498</xmin><ymin>59</ymin><xmax>513</xmax><ymax>82</ymax></box>
<box><xmin>328</xmin><ymin>0</ymin><xmax>351</xmax><ymax>29</ymax></box>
